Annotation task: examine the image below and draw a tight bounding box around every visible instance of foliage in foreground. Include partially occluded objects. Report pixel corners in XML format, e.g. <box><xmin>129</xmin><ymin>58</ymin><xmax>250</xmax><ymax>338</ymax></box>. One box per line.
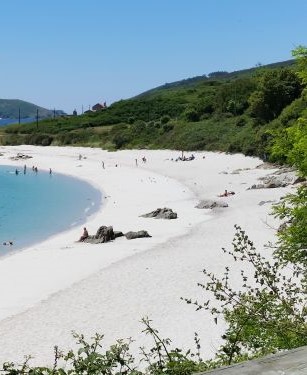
<box><xmin>1</xmin><ymin>318</ymin><xmax>216</xmax><ymax>375</ymax></box>
<box><xmin>185</xmin><ymin>221</ymin><xmax>307</xmax><ymax>365</ymax></box>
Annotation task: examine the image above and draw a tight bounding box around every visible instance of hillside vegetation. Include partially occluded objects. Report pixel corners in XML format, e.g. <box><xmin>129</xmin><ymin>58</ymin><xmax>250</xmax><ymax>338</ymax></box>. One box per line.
<box><xmin>0</xmin><ymin>56</ymin><xmax>305</xmax><ymax>170</ymax></box>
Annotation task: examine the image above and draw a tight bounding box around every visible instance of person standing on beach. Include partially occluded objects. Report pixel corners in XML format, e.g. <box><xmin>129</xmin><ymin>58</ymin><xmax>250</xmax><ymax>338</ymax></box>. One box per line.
<box><xmin>102</xmin><ymin>161</ymin><xmax>105</xmax><ymax>169</ymax></box>
<box><xmin>24</xmin><ymin>165</ymin><xmax>27</xmax><ymax>174</ymax></box>
<box><xmin>135</xmin><ymin>158</ymin><xmax>138</xmax><ymax>167</ymax></box>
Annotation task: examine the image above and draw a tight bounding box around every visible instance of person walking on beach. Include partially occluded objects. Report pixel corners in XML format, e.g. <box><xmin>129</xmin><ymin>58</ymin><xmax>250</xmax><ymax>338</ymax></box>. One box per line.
<box><xmin>79</xmin><ymin>227</ymin><xmax>89</xmax><ymax>242</ymax></box>
<box><xmin>49</xmin><ymin>168</ymin><xmax>52</xmax><ymax>175</ymax></box>
<box><xmin>135</xmin><ymin>158</ymin><xmax>138</xmax><ymax>167</ymax></box>
<box><xmin>24</xmin><ymin>165</ymin><xmax>27</xmax><ymax>174</ymax></box>
<box><xmin>102</xmin><ymin>161</ymin><xmax>105</xmax><ymax>169</ymax></box>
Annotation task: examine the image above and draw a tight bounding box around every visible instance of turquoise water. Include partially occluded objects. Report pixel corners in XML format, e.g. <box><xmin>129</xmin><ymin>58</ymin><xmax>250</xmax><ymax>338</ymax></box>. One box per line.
<box><xmin>0</xmin><ymin>165</ymin><xmax>101</xmax><ymax>256</ymax></box>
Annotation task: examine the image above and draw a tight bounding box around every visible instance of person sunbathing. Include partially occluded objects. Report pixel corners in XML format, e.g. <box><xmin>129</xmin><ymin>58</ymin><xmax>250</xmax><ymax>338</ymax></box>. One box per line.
<box><xmin>218</xmin><ymin>190</ymin><xmax>235</xmax><ymax>197</ymax></box>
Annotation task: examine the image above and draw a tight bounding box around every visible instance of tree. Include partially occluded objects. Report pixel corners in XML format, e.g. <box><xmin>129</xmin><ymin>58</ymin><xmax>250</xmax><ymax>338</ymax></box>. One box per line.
<box><xmin>272</xmin><ymin>186</ymin><xmax>307</xmax><ymax>278</ymax></box>
<box><xmin>269</xmin><ymin>46</ymin><xmax>307</xmax><ymax>174</ymax></box>
<box><xmin>248</xmin><ymin>69</ymin><xmax>302</xmax><ymax>122</ymax></box>
<box><xmin>292</xmin><ymin>45</ymin><xmax>307</xmax><ymax>84</ymax></box>
<box><xmin>215</xmin><ymin>78</ymin><xmax>256</xmax><ymax>115</ymax></box>
<box><xmin>270</xmin><ymin>118</ymin><xmax>307</xmax><ymax>174</ymax></box>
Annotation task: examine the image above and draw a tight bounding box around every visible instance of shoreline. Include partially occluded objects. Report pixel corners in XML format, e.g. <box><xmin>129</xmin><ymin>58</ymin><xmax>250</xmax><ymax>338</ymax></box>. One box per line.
<box><xmin>0</xmin><ymin>164</ymin><xmax>103</xmax><ymax>256</ymax></box>
<box><xmin>0</xmin><ymin>146</ymin><xmax>206</xmax><ymax>321</ymax></box>
<box><xmin>0</xmin><ymin>145</ymin><xmax>293</xmax><ymax>365</ymax></box>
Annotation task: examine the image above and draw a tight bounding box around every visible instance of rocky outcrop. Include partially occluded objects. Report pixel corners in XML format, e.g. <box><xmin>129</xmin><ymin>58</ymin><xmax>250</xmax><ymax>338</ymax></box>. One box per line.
<box><xmin>83</xmin><ymin>225</ymin><xmax>116</xmax><ymax>244</ymax></box>
<box><xmin>140</xmin><ymin>207</ymin><xmax>177</xmax><ymax>219</ymax></box>
<box><xmin>195</xmin><ymin>199</ymin><xmax>228</xmax><ymax>209</ymax></box>
<box><xmin>249</xmin><ymin>168</ymin><xmax>302</xmax><ymax>190</ymax></box>
<box><xmin>125</xmin><ymin>230</ymin><xmax>152</xmax><ymax>240</ymax></box>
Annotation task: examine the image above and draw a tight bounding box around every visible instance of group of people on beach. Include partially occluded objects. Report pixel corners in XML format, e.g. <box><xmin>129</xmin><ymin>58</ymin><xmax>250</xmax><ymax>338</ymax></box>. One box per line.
<box><xmin>175</xmin><ymin>154</ymin><xmax>195</xmax><ymax>162</ymax></box>
<box><xmin>15</xmin><ymin>165</ymin><xmax>52</xmax><ymax>175</ymax></box>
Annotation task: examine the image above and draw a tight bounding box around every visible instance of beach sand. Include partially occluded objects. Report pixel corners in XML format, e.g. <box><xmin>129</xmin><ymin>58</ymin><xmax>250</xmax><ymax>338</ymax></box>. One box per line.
<box><xmin>0</xmin><ymin>146</ymin><xmax>293</xmax><ymax>366</ymax></box>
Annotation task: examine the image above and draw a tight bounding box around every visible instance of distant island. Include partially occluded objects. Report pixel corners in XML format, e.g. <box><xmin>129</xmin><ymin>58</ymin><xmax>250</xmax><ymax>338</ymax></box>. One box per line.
<box><xmin>0</xmin><ymin>99</ymin><xmax>65</xmax><ymax>126</ymax></box>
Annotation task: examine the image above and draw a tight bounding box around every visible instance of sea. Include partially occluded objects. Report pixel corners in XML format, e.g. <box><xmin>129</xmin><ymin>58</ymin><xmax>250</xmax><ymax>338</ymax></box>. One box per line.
<box><xmin>0</xmin><ymin>165</ymin><xmax>101</xmax><ymax>256</ymax></box>
<box><xmin>0</xmin><ymin>118</ymin><xmax>36</xmax><ymax>126</ymax></box>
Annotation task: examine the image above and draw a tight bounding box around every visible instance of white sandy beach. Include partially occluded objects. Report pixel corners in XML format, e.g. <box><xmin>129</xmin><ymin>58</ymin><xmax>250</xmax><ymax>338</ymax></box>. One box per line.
<box><xmin>0</xmin><ymin>145</ymin><xmax>293</xmax><ymax>366</ymax></box>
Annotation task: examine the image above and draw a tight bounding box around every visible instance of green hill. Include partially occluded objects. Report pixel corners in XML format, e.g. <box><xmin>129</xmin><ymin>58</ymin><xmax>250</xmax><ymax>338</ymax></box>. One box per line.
<box><xmin>0</xmin><ymin>99</ymin><xmax>64</xmax><ymax>119</ymax></box>
<box><xmin>0</xmin><ymin>57</ymin><xmax>305</xmax><ymax>169</ymax></box>
<box><xmin>136</xmin><ymin>59</ymin><xmax>295</xmax><ymax>97</ymax></box>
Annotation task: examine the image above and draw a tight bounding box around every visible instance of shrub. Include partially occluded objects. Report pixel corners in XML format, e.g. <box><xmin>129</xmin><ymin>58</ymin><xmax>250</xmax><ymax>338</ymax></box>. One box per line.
<box><xmin>161</xmin><ymin>115</ymin><xmax>171</xmax><ymax>124</ymax></box>
<box><xmin>112</xmin><ymin>134</ymin><xmax>130</xmax><ymax>149</ymax></box>
<box><xmin>235</xmin><ymin>117</ymin><xmax>246</xmax><ymax>127</ymax></box>
<box><xmin>162</xmin><ymin>123</ymin><xmax>174</xmax><ymax>133</ymax></box>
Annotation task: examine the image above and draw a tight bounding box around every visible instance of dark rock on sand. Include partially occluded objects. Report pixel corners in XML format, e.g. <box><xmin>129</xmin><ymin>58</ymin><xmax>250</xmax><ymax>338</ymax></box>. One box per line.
<box><xmin>141</xmin><ymin>207</ymin><xmax>177</xmax><ymax>219</ymax></box>
<box><xmin>83</xmin><ymin>225</ymin><xmax>115</xmax><ymax>244</ymax></box>
<box><xmin>125</xmin><ymin>230</ymin><xmax>152</xmax><ymax>240</ymax></box>
<box><xmin>114</xmin><ymin>231</ymin><xmax>124</xmax><ymax>238</ymax></box>
<box><xmin>195</xmin><ymin>199</ymin><xmax>228</xmax><ymax>209</ymax></box>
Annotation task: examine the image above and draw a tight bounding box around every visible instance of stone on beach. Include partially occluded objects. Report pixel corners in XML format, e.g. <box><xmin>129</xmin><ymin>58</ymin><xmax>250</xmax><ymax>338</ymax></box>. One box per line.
<box><xmin>124</xmin><ymin>230</ymin><xmax>152</xmax><ymax>240</ymax></box>
<box><xmin>140</xmin><ymin>207</ymin><xmax>178</xmax><ymax>219</ymax></box>
<box><xmin>195</xmin><ymin>199</ymin><xmax>228</xmax><ymax>209</ymax></box>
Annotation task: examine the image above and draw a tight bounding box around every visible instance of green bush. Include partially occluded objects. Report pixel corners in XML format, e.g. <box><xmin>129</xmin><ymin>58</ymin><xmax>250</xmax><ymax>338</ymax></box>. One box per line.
<box><xmin>24</xmin><ymin>134</ymin><xmax>53</xmax><ymax>146</ymax></box>
<box><xmin>112</xmin><ymin>133</ymin><xmax>131</xmax><ymax>149</ymax></box>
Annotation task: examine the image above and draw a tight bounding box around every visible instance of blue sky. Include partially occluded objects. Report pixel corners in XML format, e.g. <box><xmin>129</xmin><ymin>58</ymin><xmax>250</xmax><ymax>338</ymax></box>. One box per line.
<box><xmin>1</xmin><ymin>0</ymin><xmax>307</xmax><ymax>114</ymax></box>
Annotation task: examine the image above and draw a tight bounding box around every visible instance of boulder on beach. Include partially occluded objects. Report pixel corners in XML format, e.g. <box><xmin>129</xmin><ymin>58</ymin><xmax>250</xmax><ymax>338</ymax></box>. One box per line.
<box><xmin>140</xmin><ymin>207</ymin><xmax>177</xmax><ymax>219</ymax></box>
<box><xmin>125</xmin><ymin>230</ymin><xmax>152</xmax><ymax>240</ymax></box>
<box><xmin>83</xmin><ymin>225</ymin><xmax>115</xmax><ymax>244</ymax></box>
<box><xmin>195</xmin><ymin>199</ymin><xmax>228</xmax><ymax>209</ymax></box>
